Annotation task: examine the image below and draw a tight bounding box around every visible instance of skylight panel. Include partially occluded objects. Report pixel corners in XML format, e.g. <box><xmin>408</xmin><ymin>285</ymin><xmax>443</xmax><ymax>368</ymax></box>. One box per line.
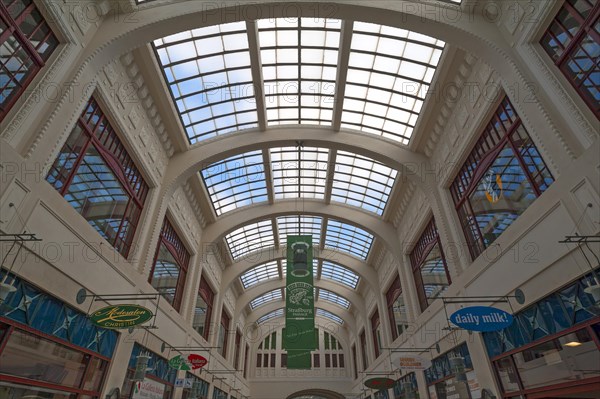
<box><xmin>320</xmin><ymin>261</ymin><xmax>359</xmax><ymax>289</ymax></box>
<box><xmin>316</xmin><ymin>308</ymin><xmax>344</xmax><ymax>324</ymax></box>
<box><xmin>240</xmin><ymin>261</ymin><xmax>280</xmax><ymax>289</ymax></box>
<box><xmin>341</xmin><ymin>22</ymin><xmax>445</xmax><ymax>143</ymax></box>
<box><xmin>201</xmin><ymin>151</ymin><xmax>268</xmax><ymax>215</ymax></box>
<box><xmin>332</xmin><ymin>151</ymin><xmax>398</xmax><ymax>215</ymax></box>
<box><xmin>270</xmin><ymin>147</ymin><xmax>329</xmax><ymax>199</ymax></box>
<box><xmin>317</xmin><ymin>289</ymin><xmax>350</xmax><ymax>309</ymax></box>
<box><xmin>225</xmin><ymin>220</ymin><xmax>274</xmax><ymax>259</ymax></box>
<box><xmin>257</xmin><ymin>308</ymin><xmax>284</xmax><ymax>324</ymax></box>
<box><xmin>277</xmin><ymin>215</ymin><xmax>323</xmax><ymax>247</ymax></box>
<box><xmin>325</xmin><ymin>220</ymin><xmax>374</xmax><ymax>260</ymax></box>
<box><xmin>258</xmin><ymin>18</ymin><xmax>341</xmax><ymax>126</ymax></box>
<box><xmin>154</xmin><ymin>22</ymin><xmax>258</xmax><ymax>143</ymax></box>
<box><xmin>250</xmin><ymin>289</ymin><xmax>283</xmax><ymax>309</ymax></box>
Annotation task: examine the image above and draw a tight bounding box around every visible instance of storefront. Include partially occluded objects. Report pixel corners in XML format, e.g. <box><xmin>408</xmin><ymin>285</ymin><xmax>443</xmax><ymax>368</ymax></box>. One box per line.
<box><xmin>121</xmin><ymin>343</ymin><xmax>176</xmax><ymax>399</ymax></box>
<box><xmin>212</xmin><ymin>387</ymin><xmax>228</xmax><ymax>398</ymax></box>
<box><xmin>393</xmin><ymin>372</ymin><xmax>418</xmax><ymax>399</ymax></box>
<box><xmin>181</xmin><ymin>372</ymin><xmax>210</xmax><ymax>399</ymax></box>
<box><xmin>483</xmin><ymin>270</ymin><xmax>600</xmax><ymax>398</ymax></box>
<box><xmin>425</xmin><ymin>343</ymin><xmax>481</xmax><ymax>399</ymax></box>
<box><xmin>0</xmin><ymin>273</ymin><xmax>117</xmax><ymax>398</ymax></box>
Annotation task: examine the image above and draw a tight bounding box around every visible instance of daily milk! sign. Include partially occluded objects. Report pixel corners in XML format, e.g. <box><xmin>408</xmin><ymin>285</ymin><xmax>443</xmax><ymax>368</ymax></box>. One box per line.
<box><xmin>450</xmin><ymin>306</ymin><xmax>513</xmax><ymax>332</ymax></box>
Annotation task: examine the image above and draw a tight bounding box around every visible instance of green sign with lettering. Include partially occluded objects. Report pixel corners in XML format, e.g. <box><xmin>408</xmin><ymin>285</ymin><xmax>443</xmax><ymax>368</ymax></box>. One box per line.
<box><xmin>284</xmin><ymin>235</ymin><xmax>316</xmax><ymax>369</ymax></box>
<box><xmin>90</xmin><ymin>304</ymin><xmax>153</xmax><ymax>329</ymax></box>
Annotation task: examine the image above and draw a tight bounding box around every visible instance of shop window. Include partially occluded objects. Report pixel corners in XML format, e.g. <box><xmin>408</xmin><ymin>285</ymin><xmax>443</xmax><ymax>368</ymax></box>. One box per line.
<box><xmin>46</xmin><ymin>97</ymin><xmax>149</xmax><ymax>258</ymax></box>
<box><xmin>182</xmin><ymin>373</ymin><xmax>209</xmax><ymax>399</ymax></box>
<box><xmin>410</xmin><ymin>219</ymin><xmax>451</xmax><ymax>311</ymax></box>
<box><xmin>393</xmin><ymin>372</ymin><xmax>418</xmax><ymax>399</ymax></box>
<box><xmin>0</xmin><ymin>0</ymin><xmax>59</xmax><ymax>120</ymax></box>
<box><xmin>540</xmin><ymin>0</ymin><xmax>599</xmax><ymax>117</ymax></box>
<box><xmin>213</xmin><ymin>387</ymin><xmax>228</xmax><ymax>399</ymax></box>
<box><xmin>386</xmin><ymin>275</ymin><xmax>409</xmax><ymax>340</ymax></box>
<box><xmin>425</xmin><ymin>343</ymin><xmax>478</xmax><ymax>399</ymax></box>
<box><xmin>371</xmin><ymin>310</ymin><xmax>382</xmax><ymax>359</ymax></box>
<box><xmin>450</xmin><ymin>97</ymin><xmax>554</xmax><ymax>260</ymax></box>
<box><xmin>217</xmin><ymin>310</ymin><xmax>231</xmax><ymax>359</ymax></box>
<box><xmin>122</xmin><ymin>343</ymin><xmax>175</xmax><ymax>398</ymax></box>
<box><xmin>149</xmin><ymin>217</ymin><xmax>190</xmax><ymax>310</ymax></box>
<box><xmin>194</xmin><ymin>275</ymin><xmax>215</xmax><ymax>341</ymax></box>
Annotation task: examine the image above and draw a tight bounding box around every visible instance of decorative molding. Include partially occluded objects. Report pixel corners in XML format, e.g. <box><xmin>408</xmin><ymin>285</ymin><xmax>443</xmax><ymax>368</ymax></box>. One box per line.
<box><xmin>183</xmin><ymin>180</ymin><xmax>207</xmax><ymax>229</ymax></box>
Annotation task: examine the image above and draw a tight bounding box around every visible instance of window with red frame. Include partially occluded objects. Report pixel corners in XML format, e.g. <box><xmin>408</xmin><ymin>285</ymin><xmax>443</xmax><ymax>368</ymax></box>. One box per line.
<box><xmin>386</xmin><ymin>275</ymin><xmax>409</xmax><ymax>340</ymax></box>
<box><xmin>193</xmin><ymin>275</ymin><xmax>214</xmax><ymax>341</ymax></box>
<box><xmin>410</xmin><ymin>219</ymin><xmax>451</xmax><ymax>312</ymax></box>
<box><xmin>360</xmin><ymin>330</ymin><xmax>368</xmax><ymax>370</ymax></box>
<box><xmin>218</xmin><ymin>310</ymin><xmax>230</xmax><ymax>358</ymax></box>
<box><xmin>243</xmin><ymin>343</ymin><xmax>249</xmax><ymax>379</ymax></box>
<box><xmin>450</xmin><ymin>96</ymin><xmax>554</xmax><ymax>260</ymax></box>
<box><xmin>371</xmin><ymin>310</ymin><xmax>382</xmax><ymax>359</ymax></box>
<box><xmin>540</xmin><ymin>0</ymin><xmax>599</xmax><ymax>117</ymax></box>
<box><xmin>149</xmin><ymin>217</ymin><xmax>190</xmax><ymax>311</ymax></box>
<box><xmin>352</xmin><ymin>345</ymin><xmax>358</xmax><ymax>379</ymax></box>
<box><xmin>234</xmin><ymin>330</ymin><xmax>242</xmax><ymax>369</ymax></box>
<box><xmin>46</xmin><ymin>97</ymin><xmax>149</xmax><ymax>258</ymax></box>
<box><xmin>1</xmin><ymin>0</ymin><xmax>59</xmax><ymax>120</ymax></box>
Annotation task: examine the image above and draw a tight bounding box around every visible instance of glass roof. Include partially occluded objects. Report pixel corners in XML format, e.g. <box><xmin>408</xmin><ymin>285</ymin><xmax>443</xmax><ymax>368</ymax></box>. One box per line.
<box><xmin>240</xmin><ymin>260</ymin><xmax>280</xmax><ymax>289</ymax></box>
<box><xmin>225</xmin><ymin>220</ymin><xmax>274</xmax><ymax>259</ymax></box>
<box><xmin>154</xmin><ymin>22</ymin><xmax>258</xmax><ymax>143</ymax></box>
<box><xmin>250</xmin><ymin>289</ymin><xmax>283</xmax><ymax>309</ymax></box>
<box><xmin>258</xmin><ymin>18</ymin><xmax>341</xmax><ymax>126</ymax></box>
<box><xmin>224</xmin><ymin>217</ymin><xmax>374</xmax><ymax>261</ymax></box>
<box><xmin>154</xmin><ymin>19</ymin><xmax>446</xmax><ymax>144</ymax></box>
<box><xmin>201</xmin><ymin>151</ymin><xmax>268</xmax><ymax>215</ymax></box>
<box><xmin>324</xmin><ymin>220</ymin><xmax>373</xmax><ymax>260</ymax></box>
<box><xmin>320</xmin><ymin>261</ymin><xmax>359</xmax><ymax>289</ymax></box>
<box><xmin>277</xmin><ymin>215</ymin><xmax>323</xmax><ymax>247</ymax></box>
<box><xmin>316</xmin><ymin>308</ymin><xmax>344</xmax><ymax>324</ymax></box>
<box><xmin>317</xmin><ymin>288</ymin><xmax>350</xmax><ymax>309</ymax></box>
<box><xmin>332</xmin><ymin>151</ymin><xmax>397</xmax><ymax>215</ymax></box>
<box><xmin>270</xmin><ymin>146</ymin><xmax>329</xmax><ymax>199</ymax></box>
<box><xmin>341</xmin><ymin>22</ymin><xmax>445</xmax><ymax>144</ymax></box>
<box><xmin>257</xmin><ymin>308</ymin><xmax>284</xmax><ymax>324</ymax></box>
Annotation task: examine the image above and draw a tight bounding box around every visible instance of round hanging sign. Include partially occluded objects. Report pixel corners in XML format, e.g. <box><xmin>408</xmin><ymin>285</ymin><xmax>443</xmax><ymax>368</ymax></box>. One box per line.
<box><xmin>450</xmin><ymin>306</ymin><xmax>513</xmax><ymax>332</ymax></box>
<box><xmin>90</xmin><ymin>304</ymin><xmax>153</xmax><ymax>329</ymax></box>
<box><xmin>364</xmin><ymin>377</ymin><xmax>395</xmax><ymax>389</ymax></box>
<box><xmin>168</xmin><ymin>354</ymin><xmax>208</xmax><ymax>370</ymax></box>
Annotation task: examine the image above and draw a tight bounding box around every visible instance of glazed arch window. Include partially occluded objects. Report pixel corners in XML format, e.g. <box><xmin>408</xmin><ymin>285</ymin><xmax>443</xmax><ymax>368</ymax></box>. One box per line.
<box><xmin>540</xmin><ymin>0</ymin><xmax>600</xmax><ymax>117</ymax></box>
<box><xmin>410</xmin><ymin>219</ymin><xmax>451</xmax><ymax>312</ymax></box>
<box><xmin>1</xmin><ymin>0</ymin><xmax>59</xmax><ymax>121</ymax></box>
<box><xmin>450</xmin><ymin>96</ymin><xmax>554</xmax><ymax>260</ymax></box>
<box><xmin>217</xmin><ymin>309</ymin><xmax>231</xmax><ymax>358</ymax></box>
<box><xmin>386</xmin><ymin>275</ymin><xmax>409</xmax><ymax>341</ymax></box>
<box><xmin>149</xmin><ymin>217</ymin><xmax>190</xmax><ymax>311</ymax></box>
<box><xmin>46</xmin><ymin>97</ymin><xmax>149</xmax><ymax>258</ymax></box>
<box><xmin>193</xmin><ymin>275</ymin><xmax>215</xmax><ymax>341</ymax></box>
<box><xmin>371</xmin><ymin>310</ymin><xmax>382</xmax><ymax>359</ymax></box>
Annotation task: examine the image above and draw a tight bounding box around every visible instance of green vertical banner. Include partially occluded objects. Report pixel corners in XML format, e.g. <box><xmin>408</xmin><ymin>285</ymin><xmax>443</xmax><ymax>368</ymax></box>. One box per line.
<box><xmin>284</xmin><ymin>235</ymin><xmax>316</xmax><ymax>369</ymax></box>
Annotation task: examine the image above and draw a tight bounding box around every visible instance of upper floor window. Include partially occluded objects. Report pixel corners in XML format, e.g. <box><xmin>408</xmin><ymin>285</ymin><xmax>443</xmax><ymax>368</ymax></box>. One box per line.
<box><xmin>1</xmin><ymin>0</ymin><xmax>59</xmax><ymax>120</ymax></box>
<box><xmin>217</xmin><ymin>309</ymin><xmax>230</xmax><ymax>359</ymax></box>
<box><xmin>234</xmin><ymin>329</ymin><xmax>242</xmax><ymax>370</ymax></box>
<box><xmin>386</xmin><ymin>275</ymin><xmax>409</xmax><ymax>341</ymax></box>
<box><xmin>540</xmin><ymin>0</ymin><xmax>599</xmax><ymax>117</ymax></box>
<box><xmin>450</xmin><ymin>97</ymin><xmax>554</xmax><ymax>260</ymax></box>
<box><xmin>323</xmin><ymin>331</ymin><xmax>344</xmax><ymax>369</ymax></box>
<box><xmin>256</xmin><ymin>331</ymin><xmax>277</xmax><ymax>368</ymax></box>
<box><xmin>149</xmin><ymin>217</ymin><xmax>190</xmax><ymax>310</ymax></box>
<box><xmin>360</xmin><ymin>330</ymin><xmax>368</xmax><ymax>370</ymax></box>
<box><xmin>410</xmin><ymin>219</ymin><xmax>451</xmax><ymax>312</ymax></box>
<box><xmin>193</xmin><ymin>274</ymin><xmax>214</xmax><ymax>341</ymax></box>
<box><xmin>46</xmin><ymin>97</ymin><xmax>149</xmax><ymax>258</ymax></box>
<box><xmin>371</xmin><ymin>310</ymin><xmax>382</xmax><ymax>359</ymax></box>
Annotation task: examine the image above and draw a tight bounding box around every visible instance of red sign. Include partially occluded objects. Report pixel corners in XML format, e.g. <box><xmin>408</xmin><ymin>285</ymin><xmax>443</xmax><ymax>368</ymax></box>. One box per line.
<box><xmin>364</xmin><ymin>377</ymin><xmax>395</xmax><ymax>389</ymax></box>
<box><xmin>188</xmin><ymin>354</ymin><xmax>208</xmax><ymax>370</ymax></box>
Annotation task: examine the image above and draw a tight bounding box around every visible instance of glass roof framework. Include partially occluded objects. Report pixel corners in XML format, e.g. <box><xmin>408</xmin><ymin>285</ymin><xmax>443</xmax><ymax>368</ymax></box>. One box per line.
<box><xmin>224</xmin><ymin>217</ymin><xmax>374</xmax><ymax>261</ymax></box>
<box><xmin>317</xmin><ymin>288</ymin><xmax>351</xmax><ymax>309</ymax></box>
<box><xmin>320</xmin><ymin>261</ymin><xmax>360</xmax><ymax>289</ymax></box>
<box><xmin>270</xmin><ymin>146</ymin><xmax>329</xmax><ymax>200</ymax></box>
<box><xmin>341</xmin><ymin>22</ymin><xmax>445</xmax><ymax>144</ymax></box>
<box><xmin>153</xmin><ymin>22</ymin><xmax>258</xmax><ymax>143</ymax></box>
<box><xmin>240</xmin><ymin>260</ymin><xmax>280</xmax><ymax>289</ymax></box>
<box><xmin>258</xmin><ymin>18</ymin><xmax>341</xmax><ymax>126</ymax></box>
<box><xmin>257</xmin><ymin>308</ymin><xmax>284</xmax><ymax>324</ymax></box>
<box><xmin>316</xmin><ymin>308</ymin><xmax>344</xmax><ymax>324</ymax></box>
<box><xmin>250</xmin><ymin>289</ymin><xmax>283</xmax><ymax>309</ymax></box>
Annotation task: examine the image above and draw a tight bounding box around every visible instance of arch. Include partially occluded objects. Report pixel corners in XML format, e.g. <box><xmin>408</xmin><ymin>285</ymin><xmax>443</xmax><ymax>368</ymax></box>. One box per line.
<box><xmin>246</xmin><ymin>300</ymin><xmax>356</xmax><ymax>331</ymax></box>
<box><xmin>221</xmin><ymin>248</ymin><xmax>377</xmax><ymax>292</ymax></box>
<box><xmin>287</xmin><ymin>389</ymin><xmax>346</xmax><ymax>399</ymax></box>
<box><xmin>237</xmin><ymin>279</ymin><xmax>363</xmax><ymax>318</ymax></box>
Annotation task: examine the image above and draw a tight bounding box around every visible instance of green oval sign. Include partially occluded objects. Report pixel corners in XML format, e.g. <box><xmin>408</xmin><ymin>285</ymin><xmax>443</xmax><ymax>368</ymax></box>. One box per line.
<box><xmin>90</xmin><ymin>304</ymin><xmax>153</xmax><ymax>329</ymax></box>
<box><xmin>364</xmin><ymin>377</ymin><xmax>395</xmax><ymax>389</ymax></box>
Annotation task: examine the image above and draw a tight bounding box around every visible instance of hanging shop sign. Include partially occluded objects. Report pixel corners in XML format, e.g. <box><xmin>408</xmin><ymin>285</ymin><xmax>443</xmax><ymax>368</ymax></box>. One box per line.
<box><xmin>394</xmin><ymin>355</ymin><xmax>432</xmax><ymax>370</ymax></box>
<box><xmin>364</xmin><ymin>377</ymin><xmax>395</xmax><ymax>389</ymax></box>
<box><xmin>284</xmin><ymin>235</ymin><xmax>316</xmax><ymax>369</ymax></box>
<box><xmin>168</xmin><ymin>354</ymin><xmax>208</xmax><ymax>370</ymax></box>
<box><xmin>450</xmin><ymin>306</ymin><xmax>513</xmax><ymax>332</ymax></box>
<box><xmin>132</xmin><ymin>379</ymin><xmax>165</xmax><ymax>399</ymax></box>
<box><xmin>90</xmin><ymin>304</ymin><xmax>153</xmax><ymax>329</ymax></box>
